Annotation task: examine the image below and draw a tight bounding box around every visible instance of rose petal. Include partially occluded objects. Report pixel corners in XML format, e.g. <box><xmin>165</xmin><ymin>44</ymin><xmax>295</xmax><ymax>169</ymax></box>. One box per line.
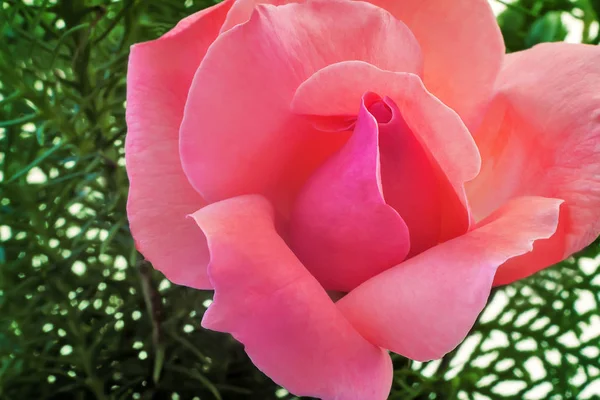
<box><xmin>289</xmin><ymin>94</ymin><xmax>410</xmax><ymax>291</ymax></box>
<box><xmin>125</xmin><ymin>0</ymin><xmax>233</xmax><ymax>289</ymax></box>
<box><xmin>217</xmin><ymin>0</ymin><xmax>502</xmax><ymax>129</ymax></box>
<box><xmin>220</xmin><ymin>0</ymin><xmax>285</xmax><ymax>32</ymax></box>
<box><xmin>466</xmin><ymin>43</ymin><xmax>600</xmax><ymax>285</ymax></box>
<box><xmin>369</xmin><ymin>0</ymin><xmax>504</xmax><ymax>129</ymax></box>
<box><xmin>292</xmin><ymin>61</ymin><xmax>480</xmax><ymax>252</ymax></box>
<box><xmin>337</xmin><ymin>196</ymin><xmax>562</xmax><ymax>361</ymax></box>
<box><xmin>179</xmin><ymin>0</ymin><xmax>423</xmax><ymax>212</ymax></box>
<box><xmin>191</xmin><ymin>195</ymin><xmax>393</xmax><ymax>400</ymax></box>
<box><xmin>379</xmin><ymin>96</ymin><xmax>469</xmax><ymax>255</ymax></box>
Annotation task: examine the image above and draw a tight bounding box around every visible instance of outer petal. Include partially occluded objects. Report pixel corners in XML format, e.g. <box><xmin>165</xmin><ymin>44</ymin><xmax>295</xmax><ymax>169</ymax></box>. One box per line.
<box><xmin>289</xmin><ymin>94</ymin><xmax>410</xmax><ymax>292</ymax></box>
<box><xmin>220</xmin><ymin>0</ymin><xmax>285</xmax><ymax>32</ymax></box>
<box><xmin>216</xmin><ymin>0</ymin><xmax>502</xmax><ymax>129</ymax></box>
<box><xmin>337</xmin><ymin>196</ymin><xmax>562</xmax><ymax>361</ymax></box>
<box><xmin>191</xmin><ymin>195</ymin><xmax>393</xmax><ymax>400</ymax></box>
<box><xmin>179</xmin><ymin>0</ymin><xmax>423</xmax><ymax>210</ymax></box>
<box><xmin>292</xmin><ymin>61</ymin><xmax>480</xmax><ymax>251</ymax></box>
<box><xmin>125</xmin><ymin>0</ymin><xmax>233</xmax><ymax>289</ymax></box>
<box><xmin>466</xmin><ymin>43</ymin><xmax>600</xmax><ymax>285</ymax></box>
<box><xmin>368</xmin><ymin>0</ymin><xmax>504</xmax><ymax>129</ymax></box>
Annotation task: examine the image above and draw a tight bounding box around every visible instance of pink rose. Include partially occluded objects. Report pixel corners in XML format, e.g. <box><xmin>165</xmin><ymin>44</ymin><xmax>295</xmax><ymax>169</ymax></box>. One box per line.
<box><xmin>126</xmin><ymin>0</ymin><xmax>600</xmax><ymax>398</ymax></box>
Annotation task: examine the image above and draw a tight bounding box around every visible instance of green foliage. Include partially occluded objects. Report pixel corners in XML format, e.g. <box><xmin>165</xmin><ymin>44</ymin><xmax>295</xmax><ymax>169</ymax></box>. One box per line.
<box><xmin>497</xmin><ymin>0</ymin><xmax>600</xmax><ymax>51</ymax></box>
<box><xmin>0</xmin><ymin>1</ymin><xmax>599</xmax><ymax>399</ymax></box>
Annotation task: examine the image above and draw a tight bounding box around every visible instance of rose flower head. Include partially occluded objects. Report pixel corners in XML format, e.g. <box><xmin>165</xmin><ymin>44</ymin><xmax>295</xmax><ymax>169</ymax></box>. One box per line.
<box><xmin>126</xmin><ymin>0</ymin><xmax>600</xmax><ymax>398</ymax></box>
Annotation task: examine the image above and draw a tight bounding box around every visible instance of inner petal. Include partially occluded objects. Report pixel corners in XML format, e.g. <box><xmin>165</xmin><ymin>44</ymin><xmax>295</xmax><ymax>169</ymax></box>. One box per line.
<box><xmin>366</xmin><ymin>97</ymin><xmax>393</xmax><ymax>124</ymax></box>
<box><xmin>291</xmin><ymin>61</ymin><xmax>480</xmax><ymax>255</ymax></box>
<box><xmin>378</xmin><ymin>96</ymin><xmax>466</xmax><ymax>256</ymax></box>
<box><xmin>289</xmin><ymin>94</ymin><xmax>410</xmax><ymax>292</ymax></box>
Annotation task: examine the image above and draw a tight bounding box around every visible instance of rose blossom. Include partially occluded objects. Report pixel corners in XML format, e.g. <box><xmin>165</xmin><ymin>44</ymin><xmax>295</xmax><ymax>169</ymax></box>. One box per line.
<box><xmin>125</xmin><ymin>0</ymin><xmax>600</xmax><ymax>398</ymax></box>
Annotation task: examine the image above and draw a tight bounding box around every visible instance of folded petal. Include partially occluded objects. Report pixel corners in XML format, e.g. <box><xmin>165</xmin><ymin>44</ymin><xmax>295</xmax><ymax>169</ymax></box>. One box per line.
<box><xmin>179</xmin><ymin>0</ymin><xmax>422</xmax><ymax>211</ymax></box>
<box><xmin>289</xmin><ymin>94</ymin><xmax>410</xmax><ymax>292</ymax></box>
<box><xmin>369</xmin><ymin>0</ymin><xmax>504</xmax><ymax>130</ymax></box>
<box><xmin>220</xmin><ymin>0</ymin><xmax>282</xmax><ymax>32</ymax></box>
<box><xmin>292</xmin><ymin>61</ymin><xmax>480</xmax><ymax>253</ymax></box>
<box><xmin>337</xmin><ymin>196</ymin><xmax>562</xmax><ymax>361</ymax></box>
<box><xmin>125</xmin><ymin>0</ymin><xmax>233</xmax><ymax>289</ymax></box>
<box><xmin>466</xmin><ymin>43</ymin><xmax>600</xmax><ymax>285</ymax></box>
<box><xmin>378</xmin><ymin>96</ymin><xmax>468</xmax><ymax>255</ymax></box>
<box><xmin>191</xmin><ymin>195</ymin><xmax>393</xmax><ymax>400</ymax></box>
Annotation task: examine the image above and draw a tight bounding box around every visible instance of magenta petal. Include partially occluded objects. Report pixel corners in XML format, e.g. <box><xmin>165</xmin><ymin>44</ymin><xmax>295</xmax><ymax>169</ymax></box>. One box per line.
<box><xmin>290</xmin><ymin>94</ymin><xmax>410</xmax><ymax>291</ymax></box>
<box><xmin>125</xmin><ymin>0</ymin><xmax>233</xmax><ymax>289</ymax></box>
<box><xmin>338</xmin><ymin>196</ymin><xmax>562</xmax><ymax>361</ymax></box>
<box><xmin>191</xmin><ymin>195</ymin><xmax>393</xmax><ymax>400</ymax></box>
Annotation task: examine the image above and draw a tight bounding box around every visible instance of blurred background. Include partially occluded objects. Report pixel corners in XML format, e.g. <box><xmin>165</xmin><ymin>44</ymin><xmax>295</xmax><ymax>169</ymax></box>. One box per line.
<box><xmin>1</xmin><ymin>0</ymin><xmax>599</xmax><ymax>399</ymax></box>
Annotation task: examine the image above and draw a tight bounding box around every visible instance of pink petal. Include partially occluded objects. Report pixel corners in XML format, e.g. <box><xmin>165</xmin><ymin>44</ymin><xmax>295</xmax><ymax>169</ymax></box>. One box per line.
<box><xmin>289</xmin><ymin>94</ymin><xmax>410</xmax><ymax>292</ymax></box>
<box><xmin>125</xmin><ymin>0</ymin><xmax>233</xmax><ymax>289</ymax></box>
<box><xmin>179</xmin><ymin>0</ymin><xmax>423</xmax><ymax>213</ymax></box>
<box><xmin>292</xmin><ymin>61</ymin><xmax>480</xmax><ymax>253</ymax></box>
<box><xmin>220</xmin><ymin>0</ymin><xmax>284</xmax><ymax>32</ymax></box>
<box><xmin>368</xmin><ymin>0</ymin><xmax>504</xmax><ymax>129</ymax></box>
<box><xmin>466</xmin><ymin>43</ymin><xmax>600</xmax><ymax>285</ymax></box>
<box><xmin>214</xmin><ymin>0</ymin><xmax>502</xmax><ymax>129</ymax></box>
<box><xmin>191</xmin><ymin>195</ymin><xmax>393</xmax><ymax>400</ymax></box>
<box><xmin>337</xmin><ymin>196</ymin><xmax>562</xmax><ymax>361</ymax></box>
<box><xmin>379</xmin><ymin>98</ymin><xmax>465</xmax><ymax>255</ymax></box>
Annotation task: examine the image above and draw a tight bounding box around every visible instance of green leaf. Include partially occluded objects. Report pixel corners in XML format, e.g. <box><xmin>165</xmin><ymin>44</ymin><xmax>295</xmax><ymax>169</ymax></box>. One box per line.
<box><xmin>525</xmin><ymin>11</ymin><xmax>568</xmax><ymax>47</ymax></box>
<box><xmin>4</xmin><ymin>141</ymin><xmax>63</xmax><ymax>183</ymax></box>
<box><xmin>498</xmin><ymin>8</ymin><xmax>528</xmax><ymax>52</ymax></box>
<box><xmin>590</xmin><ymin>0</ymin><xmax>600</xmax><ymax>19</ymax></box>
